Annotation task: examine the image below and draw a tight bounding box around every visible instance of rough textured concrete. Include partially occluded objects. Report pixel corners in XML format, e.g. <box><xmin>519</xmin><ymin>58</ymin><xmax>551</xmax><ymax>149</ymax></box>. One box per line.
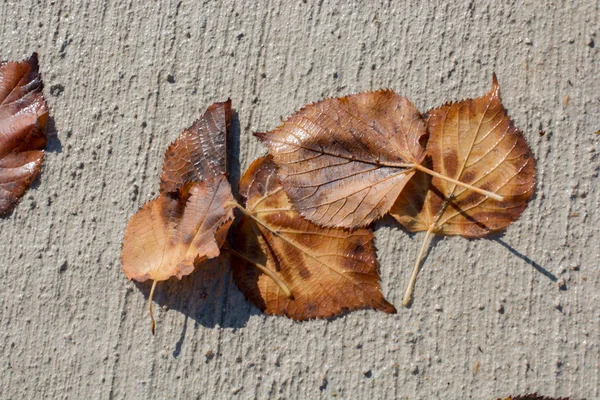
<box><xmin>0</xmin><ymin>1</ymin><xmax>598</xmax><ymax>399</ymax></box>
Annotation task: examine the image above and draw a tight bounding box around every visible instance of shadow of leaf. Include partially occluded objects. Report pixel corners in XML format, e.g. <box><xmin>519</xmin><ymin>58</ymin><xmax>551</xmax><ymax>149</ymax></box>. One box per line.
<box><xmin>495</xmin><ymin>237</ymin><xmax>557</xmax><ymax>282</ymax></box>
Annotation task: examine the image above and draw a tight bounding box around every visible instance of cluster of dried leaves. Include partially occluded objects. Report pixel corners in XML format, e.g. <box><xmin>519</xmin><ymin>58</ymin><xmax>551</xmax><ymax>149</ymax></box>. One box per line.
<box><xmin>0</xmin><ymin>54</ymin><xmax>534</xmax><ymax>330</ymax></box>
<box><xmin>121</xmin><ymin>75</ymin><xmax>536</xmax><ymax>332</ymax></box>
<box><xmin>0</xmin><ymin>54</ymin><xmax>48</xmax><ymax>216</ymax></box>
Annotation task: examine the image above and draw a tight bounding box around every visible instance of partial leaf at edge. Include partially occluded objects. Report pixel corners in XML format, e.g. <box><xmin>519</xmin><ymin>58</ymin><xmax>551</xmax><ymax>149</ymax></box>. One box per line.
<box><xmin>0</xmin><ymin>53</ymin><xmax>48</xmax><ymax>215</ymax></box>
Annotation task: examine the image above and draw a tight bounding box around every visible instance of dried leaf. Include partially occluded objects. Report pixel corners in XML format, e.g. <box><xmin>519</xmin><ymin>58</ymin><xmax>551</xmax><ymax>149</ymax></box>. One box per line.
<box><xmin>499</xmin><ymin>394</ymin><xmax>569</xmax><ymax>400</ymax></box>
<box><xmin>122</xmin><ymin>177</ymin><xmax>234</xmax><ymax>282</ymax></box>
<box><xmin>122</xmin><ymin>177</ymin><xmax>234</xmax><ymax>331</ymax></box>
<box><xmin>255</xmin><ymin>91</ymin><xmax>428</xmax><ymax>228</ymax></box>
<box><xmin>391</xmin><ymin>74</ymin><xmax>536</xmax><ymax>305</ymax></box>
<box><xmin>160</xmin><ymin>99</ymin><xmax>232</xmax><ymax>193</ymax></box>
<box><xmin>0</xmin><ymin>53</ymin><xmax>48</xmax><ymax>215</ymax></box>
<box><xmin>122</xmin><ymin>100</ymin><xmax>235</xmax><ymax>332</ymax></box>
<box><xmin>229</xmin><ymin>156</ymin><xmax>396</xmax><ymax>320</ymax></box>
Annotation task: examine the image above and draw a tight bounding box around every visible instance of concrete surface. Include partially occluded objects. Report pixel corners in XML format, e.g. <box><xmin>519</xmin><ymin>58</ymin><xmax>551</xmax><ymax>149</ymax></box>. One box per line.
<box><xmin>0</xmin><ymin>1</ymin><xmax>598</xmax><ymax>399</ymax></box>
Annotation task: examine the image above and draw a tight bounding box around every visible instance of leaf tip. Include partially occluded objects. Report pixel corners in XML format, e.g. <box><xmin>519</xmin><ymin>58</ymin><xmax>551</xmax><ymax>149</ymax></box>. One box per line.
<box><xmin>29</xmin><ymin>51</ymin><xmax>40</xmax><ymax>65</ymax></box>
<box><xmin>382</xmin><ymin>301</ymin><xmax>397</xmax><ymax>314</ymax></box>
<box><xmin>490</xmin><ymin>72</ymin><xmax>500</xmax><ymax>97</ymax></box>
<box><xmin>253</xmin><ymin>131</ymin><xmax>268</xmax><ymax>141</ymax></box>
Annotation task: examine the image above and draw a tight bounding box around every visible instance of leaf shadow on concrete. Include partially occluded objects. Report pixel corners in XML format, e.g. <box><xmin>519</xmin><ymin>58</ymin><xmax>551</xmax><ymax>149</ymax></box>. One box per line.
<box><xmin>134</xmin><ymin>256</ymin><xmax>261</xmax><ymax>356</ymax></box>
<box><xmin>494</xmin><ymin>236</ymin><xmax>557</xmax><ymax>282</ymax></box>
<box><xmin>380</xmin><ymin>216</ymin><xmax>556</xmax><ymax>301</ymax></box>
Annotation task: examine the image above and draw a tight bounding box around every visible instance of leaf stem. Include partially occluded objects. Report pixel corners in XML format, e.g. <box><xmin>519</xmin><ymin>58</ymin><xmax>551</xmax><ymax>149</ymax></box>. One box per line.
<box><xmin>226</xmin><ymin>200</ymin><xmax>281</xmax><ymax>237</ymax></box>
<box><xmin>149</xmin><ymin>279</ymin><xmax>157</xmax><ymax>335</ymax></box>
<box><xmin>402</xmin><ymin>227</ymin><xmax>435</xmax><ymax>307</ymax></box>
<box><xmin>413</xmin><ymin>164</ymin><xmax>504</xmax><ymax>202</ymax></box>
<box><xmin>226</xmin><ymin>245</ymin><xmax>293</xmax><ymax>298</ymax></box>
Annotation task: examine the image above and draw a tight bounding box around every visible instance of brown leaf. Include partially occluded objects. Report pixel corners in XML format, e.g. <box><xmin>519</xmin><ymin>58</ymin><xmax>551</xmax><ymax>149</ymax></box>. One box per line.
<box><xmin>0</xmin><ymin>53</ymin><xmax>48</xmax><ymax>216</ymax></box>
<box><xmin>390</xmin><ymin>75</ymin><xmax>536</xmax><ymax>306</ymax></box>
<box><xmin>255</xmin><ymin>90</ymin><xmax>427</xmax><ymax>228</ymax></box>
<box><xmin>229</xmin><ymin>156</ymin><xmax>396</xmax><ymax>320</ymax></box>
<box><xmin>160</xmin><ymin>99</ymin><xmax>232</xmax><ymax>193</ymax></box>
<box><xmin>392</xmin><ymin>74</ymin><xmax>536</xmax><ymax>237</ymax></box>
<box><xmin>121</xmin><ymin>176</ymin><xmax>234</xmax><ymax>283</ymax></box>
<box><xmin>499</xmin><ymin>394</ymin><xmax>569</xmax><ymax>400</ymax></box>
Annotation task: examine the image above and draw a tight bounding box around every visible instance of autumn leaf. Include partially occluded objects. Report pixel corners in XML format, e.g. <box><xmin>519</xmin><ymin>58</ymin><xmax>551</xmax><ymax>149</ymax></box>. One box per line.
<box><xmin>256</xmin><ymin>90</ymin><xmax>501</xmax><ymax>229</ymax></box>
<box><xmin>122</xmin><ymin>100</ymin><xmax>235</xmax><ymax>333</ymax></box>
<box><xmin>228</xmin><ymin>156</ymin><xmax>396</xmax><ymax>320</ymax></box>
<box><xmin>391</xmin><ymin>74</ymin><xmax>536</xmax><ymax>306</ymax></box>
<box><xmin>160</xmin><ymin>99</ymin><xmax>232</xmax><ymax>193</ymax></box>
<box><xmin>498</xmin><ymin>394</ymin><xmax>569</xmax><ymax>400</ymax></box>
<box><xmin>0</xmin><ymin>53</ymin><xmax>48</xmax><ymax>216</ymax></box>
<box><xmin>122</xmin><ymin>177</ymin><xmax>234</xmax><ymax>332</ymax></box>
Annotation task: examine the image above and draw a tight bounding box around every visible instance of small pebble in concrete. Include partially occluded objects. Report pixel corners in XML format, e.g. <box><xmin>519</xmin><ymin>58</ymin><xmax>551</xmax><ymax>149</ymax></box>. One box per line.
<box><xmin>496</xmin><ymin>302</ymin><xmax>505</xmax><ymax>314</ymax></box>
<box><xmin>558</xmin><ymin>277</ymin><xmax>567</xmax><ymax>290</ymax></box>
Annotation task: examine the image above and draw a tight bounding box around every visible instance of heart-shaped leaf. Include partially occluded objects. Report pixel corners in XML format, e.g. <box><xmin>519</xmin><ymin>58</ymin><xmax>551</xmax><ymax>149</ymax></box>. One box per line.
<box><xmin>391</xmin><ymin>75</ymin><xmax>536</xmax><ymax>305</ymax></box>
<box><xmin>255</xmin><ymin>91</ymin><xmax>428</xmax><ymax>228</ymax></box>
<box><xmin>229</xmin><ymin>156</ymin><xmax>396</xmax><ymax>320</ymax></box>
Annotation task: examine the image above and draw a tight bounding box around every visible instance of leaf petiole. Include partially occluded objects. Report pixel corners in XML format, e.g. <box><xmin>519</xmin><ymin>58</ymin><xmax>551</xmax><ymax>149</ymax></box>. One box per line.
<box><xmin>224</xmin><ymin>200</ymin><xmax>293</xmax><ymax>298</ymax></box>
<box><xmin>226</xmin><ymin>200</ymin><xmax>282</xmax><ymax>237</ymax></box>
<box><xmin>225</xmin><ymin>245</ymin><xmax>293</xmax><ymax>298</ymax></box>
<box><xmin>402</xmin><ymin>226</ymin><xmax>434</xmax><ymax>307</ymax></box>
<box><xmin>149</xmin><ymin>279</ymin><xmax>158</xmax><ymax>334</ymax></box>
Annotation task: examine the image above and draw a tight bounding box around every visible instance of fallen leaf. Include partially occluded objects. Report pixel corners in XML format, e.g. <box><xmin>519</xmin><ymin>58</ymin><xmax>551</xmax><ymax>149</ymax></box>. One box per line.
<box><xmin>122</xmin><ymin>100</ymin><xmax>234</xmax><ymax>333</ymax></box>
<box><xmin>391</xmin><ymin>74</ymin><xmax>536</xmax><ymax>305</ymax></box>
<box><xmin>256</xmin><ymin>91</ymin><xmax>502</xmax><ymax>229</ymax></box>
<box><xmin>229</xmin><ymin>156</ymin><xmax>396</xmax><ymax>320</ymax></box>
<box><xmin>160</xmin><ymin>99</ymin><xmax>232</xmax><ymax>193</ymax></box>
<box><xmin>122</xmin><ymin>177</ymin><xmax>234</xmax><ymax>331</ymax></box>
<box><xmin>255</xmin><ymin>90</ymin><xmax>428</xmax><ymax>228</ymax></box>
<box><xmin>499</xmin><ymin>394</ymin><xmax>569</xmax><ymax>400</ymax></box>
<box><xmin>0</xmin><ymin>53</ymin><xmax>48</xmax><ymax>215</ymax></box>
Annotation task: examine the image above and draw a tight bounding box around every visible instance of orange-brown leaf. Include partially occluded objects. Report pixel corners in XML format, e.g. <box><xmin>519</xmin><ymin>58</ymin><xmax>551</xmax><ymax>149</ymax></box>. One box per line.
<box><xmin>256</xmin><ymin>91</ymin><xmax>427</xmax><ymax>228</ymax></box>
<box><xmin>391</xmin><ymin>75</ymin><xmax>536</xmax><ymax>237</ymax></box>
<box><xmin>160</xmin><ymin>99</ymin><xmax>232</xmax><ymax>193</ymax></box>
<box><xmin>0</xmin><ymin>53</ymin><xmax>48</xmax><ymax>215</ymax></box>
<box><xmin>230</xmin><ymin>156</ymin><xmax>396</xmax><ymax>320</ymax></box>
<box><xmin>122</xmin><ymin>176</ymin><xmax>234</xmax><ymax>282</ymax></box>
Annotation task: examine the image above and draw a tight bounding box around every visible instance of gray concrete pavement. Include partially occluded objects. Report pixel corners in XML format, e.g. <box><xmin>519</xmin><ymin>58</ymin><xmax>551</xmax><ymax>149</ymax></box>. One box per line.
<box><xmin>0</xmin><ymin>1</ymin><xmax>598</xmax><ymax>399</ymax></box>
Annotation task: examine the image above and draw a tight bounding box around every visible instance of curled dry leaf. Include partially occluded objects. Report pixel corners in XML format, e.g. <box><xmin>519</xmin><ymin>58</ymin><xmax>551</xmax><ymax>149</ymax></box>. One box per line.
<box><xmin>255</xmin><ymin>90</ymin><xmax>428</xmax><ymax>228</ymax></box>
<box><xmin>122</xmin><ymin>100</ymin><xmax>234</xmax><ymax>333</ymax></box>
<box><xmin>160</xmin><ymin>99</ymin><xmax>232</xmax><ymax>193</ymax></box>
<box><xmin>122</xmin><ymin>178</ymin><xmax>234</xmax><ymax>282</ymax></box>
<box><xmin>391</xmin><ymin>74</ymin><xmax>536</xmax><ymax>306</ymax></box>
<box><xmin>122</xmin><ymin>177</ymin><xmax>234</xmax><ymax>331</ymax></box>
<box><xmin>229</xmin><ymin>156</ymin><xmax>396</xmax><ymax>320</ymax></box>
<box><xmin>0</xmin><ymin>53</ymin><xmax>48</xmax><ymax>215</ymax></box>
